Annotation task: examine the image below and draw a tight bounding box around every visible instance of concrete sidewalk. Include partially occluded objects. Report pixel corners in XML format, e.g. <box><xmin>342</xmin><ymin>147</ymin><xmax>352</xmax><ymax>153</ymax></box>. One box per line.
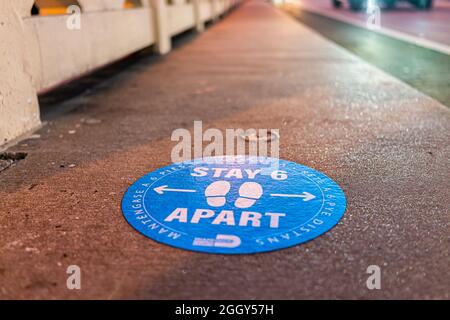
<box><xmin>1</xmin><ymin>0</ymin><xmax>449</xmax><ymax>299</ymax></box>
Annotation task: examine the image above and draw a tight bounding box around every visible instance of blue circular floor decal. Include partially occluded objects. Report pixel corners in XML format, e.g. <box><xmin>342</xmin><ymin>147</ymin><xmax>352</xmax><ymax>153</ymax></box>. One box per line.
<box><xmin>121</xmin><ymin>156</ymin><xmax>346</xmax><ymax>254</ymax></box>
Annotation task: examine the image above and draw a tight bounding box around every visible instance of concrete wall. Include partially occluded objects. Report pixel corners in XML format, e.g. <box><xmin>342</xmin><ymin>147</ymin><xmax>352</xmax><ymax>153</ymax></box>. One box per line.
<box><xmin>27</xmin><ymin>8</ymin><xmax>155</xmax><ymax>91</ymax></box>
<box><xmin>168</xmin><ymin>3</ymin><xmax>195</xmax><ymax>36</ymax></box>
<box><xmin>0</xmin><ymin>0</ymin><xmax>41</xmax><ymax>145</ymax></box>
<box><xmin>0</xmin><ymin>0</ymin><xmax>240</xmax><ymax>146</ymax></box>
<box><xmin>200</xmin><ymin>0</ymin><xmax>214</xmax><ymax>21</ymax></box>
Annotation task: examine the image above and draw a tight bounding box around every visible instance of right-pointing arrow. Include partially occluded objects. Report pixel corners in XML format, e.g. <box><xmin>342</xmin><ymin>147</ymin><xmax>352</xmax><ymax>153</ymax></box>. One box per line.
<box><xmin>270</xmin><ymin>192</ymin><xmax>316</xmax><ymax>202</ymax></box>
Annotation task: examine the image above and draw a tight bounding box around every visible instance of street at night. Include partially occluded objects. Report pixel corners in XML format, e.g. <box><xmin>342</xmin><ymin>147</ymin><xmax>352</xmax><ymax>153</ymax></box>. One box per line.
<box><xmin>0</xmin><ymin>0</ymin><xmax>449</xmax><ymax>306</ymax></box>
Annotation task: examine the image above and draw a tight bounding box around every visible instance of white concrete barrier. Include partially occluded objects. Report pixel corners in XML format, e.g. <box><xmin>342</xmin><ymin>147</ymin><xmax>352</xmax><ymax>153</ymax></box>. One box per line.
<box><xmin>0</xmin><ymin>0</ymin><xmax>41</xmax><ymax>146</ymax></box>
<box><xmin>27</xmin><ymin>7</ymin><xmax>156</xmax><ymax>91</ymax></box>
<box><xmin>0</xmin><ymin>0</ymin><xmax>240</xmax><ymax>146</ymax></box>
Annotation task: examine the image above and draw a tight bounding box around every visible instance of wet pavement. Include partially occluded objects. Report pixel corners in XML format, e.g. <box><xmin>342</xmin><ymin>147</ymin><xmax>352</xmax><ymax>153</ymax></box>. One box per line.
<box><xmin>0</xmin><ymin>0</ymin><xmax>449</xmax><ymax>299</ymax></box>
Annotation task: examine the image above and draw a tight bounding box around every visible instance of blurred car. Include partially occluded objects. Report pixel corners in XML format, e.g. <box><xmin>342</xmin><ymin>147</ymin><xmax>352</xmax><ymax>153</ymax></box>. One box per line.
<box><xmin>332</xmin><ymin>0</ymin><xmax>433</xmax><ymax>10</ymax></box>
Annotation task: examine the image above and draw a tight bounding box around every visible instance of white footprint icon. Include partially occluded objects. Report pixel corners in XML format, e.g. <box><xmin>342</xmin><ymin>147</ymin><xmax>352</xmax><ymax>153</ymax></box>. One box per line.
<box><xmin>234</xmin><ymin>182</ymin><xmax>263</xmax><ymax>209</ymax></box>
<box><xmin>205</xmin><ymin>180</ymin><xmax>231</xmax><ymax>207</ymax></box>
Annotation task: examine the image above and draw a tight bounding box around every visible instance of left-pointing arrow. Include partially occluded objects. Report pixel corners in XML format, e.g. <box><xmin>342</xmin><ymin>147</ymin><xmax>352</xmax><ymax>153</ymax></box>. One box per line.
<box><xmin>154</xmin><ymin>185</ymin><xmax>197</xmax><ymax>195</ymax></box>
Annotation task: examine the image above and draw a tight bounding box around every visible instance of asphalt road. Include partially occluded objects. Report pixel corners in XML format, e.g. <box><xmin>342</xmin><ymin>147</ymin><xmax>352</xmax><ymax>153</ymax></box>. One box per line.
<box><xmin>0</xmin><ymin>0</ymin><xmax>449</xmax><ymax>299</ymax></box>
<box><xmin>284</xmin><ymin>4</ymin><xmax>450</xmax><ymax>107</ymax></box>
<box><xmin>296</xmin><ymin>0</ymin><xmax>450</xmax><ymax>46</ymax></box>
